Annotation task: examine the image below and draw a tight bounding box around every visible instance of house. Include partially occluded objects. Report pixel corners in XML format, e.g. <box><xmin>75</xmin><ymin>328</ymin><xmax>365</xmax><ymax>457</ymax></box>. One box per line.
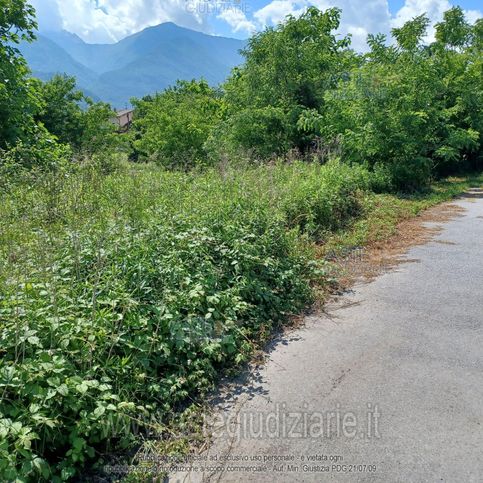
<box><xmin>111</xmin><ymin>108</ymin><xmax>134</xmax><ymax>131</ymax></box>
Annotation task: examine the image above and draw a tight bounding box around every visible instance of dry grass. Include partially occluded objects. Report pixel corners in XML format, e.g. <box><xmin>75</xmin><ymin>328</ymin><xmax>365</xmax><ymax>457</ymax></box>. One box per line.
<box><xmin>332</xmin><ymin>201</ymin><xmax>466</xmax><ymax>289</ymax></box>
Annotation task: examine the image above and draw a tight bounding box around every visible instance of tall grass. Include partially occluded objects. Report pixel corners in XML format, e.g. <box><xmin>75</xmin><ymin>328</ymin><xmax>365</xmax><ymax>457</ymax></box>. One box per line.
<box><xmin>0</xmin><ymin>159</ymin><xmax>370</xmax><ymax>480</ymax></box>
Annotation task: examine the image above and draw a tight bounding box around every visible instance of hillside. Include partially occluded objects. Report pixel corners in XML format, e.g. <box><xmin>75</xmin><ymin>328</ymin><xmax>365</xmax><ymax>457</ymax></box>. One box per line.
<box><xmin>19</xmin><ymin>23</ymin><xmax>245</xmax><ymax>106</ymax></box>
<box><xmin>19</xmin><ymin>35</ymin><xmax>100</xmax><ymax>98</ymax></box>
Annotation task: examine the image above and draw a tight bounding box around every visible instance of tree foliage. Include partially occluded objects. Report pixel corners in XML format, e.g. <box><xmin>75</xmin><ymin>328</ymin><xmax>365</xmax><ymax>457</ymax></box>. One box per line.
<box><xmin>129</xmin><ymin>6</ymin><xmax>481</xmax><ymax>189</ymax></box>
<box><xmin>2</xmin><ymin>3</ymin><xmax>481</xmax><ymax>188</ymax></box>
<box><xmin>0</xmin><ymin>0</ymin><xmax>38</xmax><ymax>147</ymax></box>
<box><xmin>132</xmin><ymin>80</ymin><xmax>222</xmax><ymax>168</ymax></box>
<box><xmin>295</xmin><ymin>7</ymin><xmax>481</xmax><ymax>189</ymax></box>
<box><xmin>219</xmin><ymin>7</ymin><xmax>356</xmax><ymax>155</ymax></box>
<box><xmin>35</xmin><ymin>75</ymin><xmax>85</xmax><ymax>147</ymax></box>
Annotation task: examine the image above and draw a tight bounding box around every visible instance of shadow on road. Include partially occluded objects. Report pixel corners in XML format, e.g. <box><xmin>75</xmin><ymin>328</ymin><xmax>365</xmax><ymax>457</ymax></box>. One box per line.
<box><xmin>462</xmin><ymin>188</ymin><xmax>483</xmax><ymax>199</ymax></box>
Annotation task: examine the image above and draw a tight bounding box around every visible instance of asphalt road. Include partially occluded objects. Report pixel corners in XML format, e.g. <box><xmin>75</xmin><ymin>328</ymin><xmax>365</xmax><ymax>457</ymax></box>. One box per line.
<box><xmin>171</xmin><ymin>192</ymin><xmax>483</xmax><ymax>483</ymax></box>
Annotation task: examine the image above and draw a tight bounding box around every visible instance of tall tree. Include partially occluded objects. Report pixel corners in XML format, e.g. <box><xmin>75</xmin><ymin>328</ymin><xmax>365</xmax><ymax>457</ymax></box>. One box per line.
<box><xmin>132</xmin><ymin>80</ymin><xmax>222</xmax><ymax>169</ymax></box>
<box><xmin>0</xmin><ymin>0</ymin><xmax>38</xmax><ymax>147</ymax></box>
<box><xmin>221</xmin><ymin>7</ymin><xmax>356</xmax><ymax>156</ymax></box>
<box><xmin>36</xmin><ymin>74</ymin><xmax>85</xmax><ymax>148</ymax></box>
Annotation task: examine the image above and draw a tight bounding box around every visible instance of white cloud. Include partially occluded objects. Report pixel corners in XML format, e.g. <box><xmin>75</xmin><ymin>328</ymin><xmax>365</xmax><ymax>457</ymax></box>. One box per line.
<box><xmin>217</xmin><ymin>6</ymin><xmax>256</xmax><ymax>34</ymax></box>
<box><xmin>31</xmin><ymin>0</ymin><xmax>482</xmax><ymax>47</ymax></box>
<box><xmin>30</xmin><ymin>0</ymin><xmax>63</xmax><ymax>31</ymax></box>
<box><xmin>465</xmin><ymin>9</ymin><xmax>482</xmax><ymax>24</ymax></box>
<box><xmin>251</xmin><ymin>0</ymin><xmax>481</xmax><ymax>51</ymax></box>
<box><xmin>254</xmin><ymin>1</ymin><xmax>308</xmax><ymax>27</ymax></box>
<box><xmin>391</xmin><ymin>0</ymin><xmax>450</xmax><ymax>27</ymax></box>
<box><xmin>33</xmin><ymin>0</ymin><xmax>213</xmax><ymax>43</ymax></box>
<box><xmin>391</xmin><ymin>0</ymin><xmax>449</xmax><ymax>43</ymax></box>
<box><xmin>314</xmin><ymin>0</ymin><xmax>392</xmax><ymax>50</ymax></box>
<box><xmin>392</xmin><ymin>0</ymin><xmax>482</xmax><ymax>43</ymax></box>
<box><xmin>252</xmin><ymin>0</ymin><xmax>392</xmax><ymax>50</ymax></box>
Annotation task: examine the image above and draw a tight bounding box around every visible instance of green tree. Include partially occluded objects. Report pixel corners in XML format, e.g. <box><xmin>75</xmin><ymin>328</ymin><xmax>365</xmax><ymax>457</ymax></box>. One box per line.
<box><xmin>430</xmin><ymin>8</ymin><xmax>482</xmax><ymax>173</ymax></box>
<box><xmin>221</xmin><ymin>7</ymin><xmax>356</xmax><ymax>156</ymax></box>
<box><xmin>81</xmin><ymin>101</ymin><xmax>119</xmax><ymax>155</ymax></box>
<box><xmin>392</xmin><ymin>14</ymin><xmax>430</xmax><ymax>52</ymax></box>
<box><xmin>35</xmin><ymin>74</ymin><xmax>120</xmax><ymax>157</ymax></box>
<box><xmin>36</xmin><ymin>74</ymin><xmax>85</xmax><ymax>147</ymax></box>
<box><xmin>321</xmin><ymin>15</ymin><xmax>440</xmax><ymax>189</ymax></box>
<box><xmin>435</xmin><ymin>6</ymin><xmax>471</xmax><ymax>49</ymax></box>
<box><xmin>132</xmin><ymin>80</ymin><xmax>222</xmax><ymax>169</ymax></box>
<box><xmin>0</xmin><ymin>0</ymin><xmax>39</xmax><ymax>147</ymax></box>
<box><xmin>304</xmin><ymin>10</ymin><xmax>482</xmax><ymax>189</ymax></box>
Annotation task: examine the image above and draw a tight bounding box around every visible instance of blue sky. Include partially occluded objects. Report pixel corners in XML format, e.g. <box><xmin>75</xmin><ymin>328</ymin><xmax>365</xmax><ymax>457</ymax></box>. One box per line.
<box><xmin>31</xmin><ymin>0</ymin><xmax>482</xmax><ymax>49</ymax></box>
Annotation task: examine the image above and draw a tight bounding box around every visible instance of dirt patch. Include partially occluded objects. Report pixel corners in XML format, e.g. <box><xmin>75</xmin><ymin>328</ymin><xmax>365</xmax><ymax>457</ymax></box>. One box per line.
<box><xmin>331</xmin><ymin>201</ymin><xmax>466</xmax><ymax>290</ymax></box>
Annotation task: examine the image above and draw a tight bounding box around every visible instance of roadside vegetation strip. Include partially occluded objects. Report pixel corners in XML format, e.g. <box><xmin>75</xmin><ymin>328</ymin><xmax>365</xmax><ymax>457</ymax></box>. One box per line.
<box><xmin>0</xmin><ymin>161</ymin><xmax>481</xmax><ymax>481</ymax></box>
<box><xmin>323</xmin><ymin>174</ymin><xmax>483</xmax><ymax>255</ymax></box>
<box><xmin>126</xmin><ymin>171</ymin><xmax>483</xmax><ymax>483</ymax></box>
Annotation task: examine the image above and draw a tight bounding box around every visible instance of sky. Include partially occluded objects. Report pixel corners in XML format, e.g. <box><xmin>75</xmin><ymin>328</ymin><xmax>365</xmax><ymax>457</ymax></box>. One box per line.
<box><xmin>31</xmin><ymin>0</ymin><xmax>482</xmax><ymax>50</ymax></box>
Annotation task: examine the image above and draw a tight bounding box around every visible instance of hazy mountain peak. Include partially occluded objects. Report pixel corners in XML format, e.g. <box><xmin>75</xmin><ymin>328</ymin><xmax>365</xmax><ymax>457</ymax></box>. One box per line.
<box><xmin>20</xmin><ymin>23</ymin><xmax>245</xmax><ymax>107</ymax></box>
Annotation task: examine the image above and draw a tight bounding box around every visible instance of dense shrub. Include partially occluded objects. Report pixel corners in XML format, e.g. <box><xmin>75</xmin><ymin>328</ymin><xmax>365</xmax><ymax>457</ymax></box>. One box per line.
<box><xmin>277</xmin><ymin>160</ymin><xmax>370</xmax><ymax>236</ymax></box>
<box><xmin>211</xmin><ymin>106</ymin><xmax>291</xmax><ymax>160</ymax></box>
<box><xmin>0</xmin><ymin>125</ymin><xmax>71</xmax><ymax>174</ymax></box>
<box><xmin>34</xmin><ymin>75</ymin><xmax>121</xmax><ymax>156</ymax></box>
<box><xmin>35</xmin><ymin>75</ymin><xmax>85</xmax><ymax>148</ymax></box>
<box><xmin>132</xmin><ymin>80</ymin><xmax>222</xmax><ymax>169</ymax></box>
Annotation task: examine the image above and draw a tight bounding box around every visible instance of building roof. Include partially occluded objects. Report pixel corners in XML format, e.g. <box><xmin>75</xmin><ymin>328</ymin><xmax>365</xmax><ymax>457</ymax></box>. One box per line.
<box><xmin>116</xmin><ymin>109</ymin><xmax>134</xmax><ymax>117</ymax></box>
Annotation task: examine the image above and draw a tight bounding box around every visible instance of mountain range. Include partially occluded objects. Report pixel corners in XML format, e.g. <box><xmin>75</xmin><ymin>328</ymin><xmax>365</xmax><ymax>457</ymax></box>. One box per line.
<box><xmin>19</xmin><ymin>23</ymin><xmax>245</xmax><ymax>107</ymax></box>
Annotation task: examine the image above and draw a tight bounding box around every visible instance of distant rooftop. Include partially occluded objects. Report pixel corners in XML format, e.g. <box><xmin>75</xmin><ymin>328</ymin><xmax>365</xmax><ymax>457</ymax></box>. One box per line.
<box><xmin>116</xmin><ymin>108</ymin><xmax>134</xmax><ymax>116</ymax></box>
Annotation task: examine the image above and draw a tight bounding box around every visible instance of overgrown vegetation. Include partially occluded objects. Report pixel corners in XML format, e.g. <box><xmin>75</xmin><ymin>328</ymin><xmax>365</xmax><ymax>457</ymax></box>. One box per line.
<box><xmin>132</xmin><ymin>6</ymin><xmax>482</xmax><ymax>189</ymax></box>
<box><xmin>0</xmin><ymin>0</ymin><xmax>482</xmax><ymax>480</ymax></box>
<box><xmin>0</xmin><ymin>160</ymin><xmax>369</xmax><ymax>480</ymax></box>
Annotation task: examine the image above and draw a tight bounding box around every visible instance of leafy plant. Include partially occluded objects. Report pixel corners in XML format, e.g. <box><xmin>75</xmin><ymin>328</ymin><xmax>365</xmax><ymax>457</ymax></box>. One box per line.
<box><xmin>132</xmin><ymin>80</ymin><xmax>222</xmax><ymax>169</ymax></box>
